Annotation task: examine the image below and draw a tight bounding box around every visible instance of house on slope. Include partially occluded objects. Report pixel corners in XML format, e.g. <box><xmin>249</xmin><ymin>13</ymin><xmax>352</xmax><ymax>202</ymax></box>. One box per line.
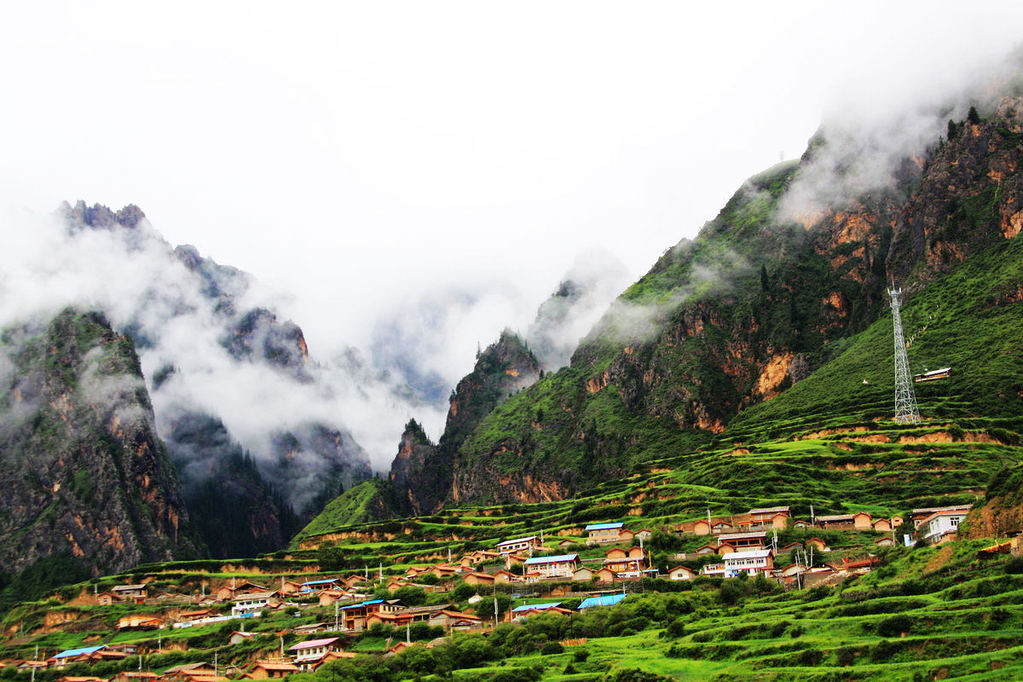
<box><xmin>917</xmin><ymin>508</ymin><xmax>971</xmax><ymax>545</ymax></box>
<box><xmin>722</xmin><ymin>549</ymin><xmax>774</xmax><ymax>577</ymax></box>
<box><xmin>585</xmin><ymin>523</ymin><xmax>626</xmax><ymax>544</ymax></box>
<box><xmin>495</xmin><ymin>536</ymin><xmax>544</xmax><ymax>555</ymax></box>
<box><xmin>523</xmin><ymin>554</ymin><xmax>579</xmax><ymax>580</ymax></box>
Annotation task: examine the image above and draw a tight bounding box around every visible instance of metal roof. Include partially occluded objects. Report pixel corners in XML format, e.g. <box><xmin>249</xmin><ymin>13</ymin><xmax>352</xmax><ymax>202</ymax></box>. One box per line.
<box><xmin>301</xmin><ymin>579</ymin><xmax>340</xmax><ymax>586</ymax></box>
<box><xmin>288</xmin><ymin>637</ymin><xmax>340</xmax><ymax>650</ymax></box>
<box><xmin>496</xmin><ymin>536</ymin><xmax>537</xmax><ymax>546</ymax></box>
<box><xmin>511</xmin><ymin>602</ymin><xmax>562</xmax><ymax>612</ymax></box>
<box><xmin>52</xmin><ymin>646</ymin><xmax>106</xmax><ymax>659</ymax></box>
<box><xmin>585</xmin><ymin>522</ymin><xmax>624</xmax><ymax>531</ymax></box>
<box><xmin>524</xmin><ymin>553</ymin><xmax>579</xmax><ymax>565</ymax></box>
<box><xmin>578</xmin><ymin>594</ymin><xmax>627</xmax><ymax>609</ymax></box>
<box><xmin>724</xmin><ymin>549</ymin><xmax>773</xmax><ymax>560</ymax></box>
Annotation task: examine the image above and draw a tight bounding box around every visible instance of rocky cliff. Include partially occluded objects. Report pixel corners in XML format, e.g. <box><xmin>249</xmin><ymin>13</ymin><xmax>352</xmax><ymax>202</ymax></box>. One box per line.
<box><xmin>0</xmin><ymin>309</ymin><xmax>199</xmax><ymax>576</ymax></box>
<box><xmin>447</xmin><ymin>95</ymin><xmax>1023</xmax><ymax>505</ymax></box>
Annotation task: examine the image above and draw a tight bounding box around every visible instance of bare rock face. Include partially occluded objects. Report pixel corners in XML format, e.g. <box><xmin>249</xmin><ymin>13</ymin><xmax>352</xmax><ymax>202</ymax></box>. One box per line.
<box><xmin>0</xmin><ymin>309</ymin><xmax>199</xmax><ymax>576</ymax></box>
<box><xmin>448</xmin><ymin>97</ymin><xmax>1023</xmax><ymax>506</ymax></box>
<box><xmin>387</xmin><ymin>331</ymin><xmax>542</xmax><ymax>513</ymax></box>
<box><xmin>389</xmin><ymin>420</ymin><xmax>441</xmax><ymax>516</ymax></box>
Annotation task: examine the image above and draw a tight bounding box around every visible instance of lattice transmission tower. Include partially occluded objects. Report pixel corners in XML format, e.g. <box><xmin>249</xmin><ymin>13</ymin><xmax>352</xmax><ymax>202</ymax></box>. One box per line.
<box><xmin>888</xmin><ymin>285</ymin><xmax>921</xmax><ymax>423</ymax></box>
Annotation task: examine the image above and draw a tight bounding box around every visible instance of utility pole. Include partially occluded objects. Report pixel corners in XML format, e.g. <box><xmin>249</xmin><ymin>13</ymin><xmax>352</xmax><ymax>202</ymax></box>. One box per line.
<box><xmin>889</xmin><ymin>284</ymin><xmax>921</xmax><ymax>423</ymax></box>
<box><xmin>334</xmin><ymin>602</ymin><xmax>339</xmax><ymax>631</ymax></box>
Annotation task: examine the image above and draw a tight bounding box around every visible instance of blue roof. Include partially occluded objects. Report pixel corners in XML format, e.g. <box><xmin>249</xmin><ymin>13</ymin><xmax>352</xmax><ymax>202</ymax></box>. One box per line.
<box><xmin>524</xmin><ymin>553</ymin><xmax>578</xmax><ymax>565</ymax></box>
<box><xmin>585</xmin><ymin>522</ymin><xmax>624</xmax><ymax>531</ymax></box>
<box><xmin>578</xmin><ymin>594</ymin><xmax>627</xmax><ymax>610</ymax></box>
<box><xmin>52</xmin><ymin>645</ymin><xmax>106</xmax><ymax>659</ymax></box>
<box><xmin>302</xmin><ymin>579</ymin><xmax>339</xmax><ymax>586</ymax></box>
<box><xmin>342</xmin><ymin>598</ymin><xmax>383</xmax><ymax>610</ymax></box>
<box><xmin>512</xmin><ymin>602</ymin><xmax>562</xmax><ymax>612</ymax></box>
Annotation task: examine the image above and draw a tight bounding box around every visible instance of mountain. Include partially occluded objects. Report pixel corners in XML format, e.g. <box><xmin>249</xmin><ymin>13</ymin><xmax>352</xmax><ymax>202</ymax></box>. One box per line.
<box><xmin>296</xmin><ymin>331</ymin><xmax>541</xmax><ymax>535</ymax></box>
<box><xmin>53</xmin><ymin>203</ymin><xmax>377</xmax><ymax>553</ymax></box>
<box><xmin>443</xmin><ymin>95</ymin><xmax>1023</xmax><ymax>505</ymax></box>
<box><xmin>0</xmin><ymin>308</ymin><xmax>200</xmax><ymax>577</ymax></box>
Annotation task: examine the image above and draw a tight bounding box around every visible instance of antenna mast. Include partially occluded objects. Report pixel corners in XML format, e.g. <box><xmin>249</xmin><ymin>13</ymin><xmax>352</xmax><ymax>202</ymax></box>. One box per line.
<box><xmin>888</xmin><ymin>285</ymin><xmax>921</xmax><ymax>423</ymax></box>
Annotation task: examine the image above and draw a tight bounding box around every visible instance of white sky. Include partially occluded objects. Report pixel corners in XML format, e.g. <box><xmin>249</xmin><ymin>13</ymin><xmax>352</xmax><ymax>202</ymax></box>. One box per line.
<box><xmin>2</xmin><ymin>1</ymin><xmax>1022</xmax><ymax>379</ymax></box>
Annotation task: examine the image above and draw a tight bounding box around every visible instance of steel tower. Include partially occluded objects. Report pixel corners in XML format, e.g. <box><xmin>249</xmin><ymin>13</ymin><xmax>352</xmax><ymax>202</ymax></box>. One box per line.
<box><xmin>888</xmin><ymin>286</ymin><xmax>921</xmax><ymax>423</ymax></box>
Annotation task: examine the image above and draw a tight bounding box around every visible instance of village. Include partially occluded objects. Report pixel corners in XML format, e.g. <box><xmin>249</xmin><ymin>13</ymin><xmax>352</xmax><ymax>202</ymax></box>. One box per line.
<box><xmin>0</xmin><ymin>501</ymin><xmax>993</xmax><ymax>681</ymax></box>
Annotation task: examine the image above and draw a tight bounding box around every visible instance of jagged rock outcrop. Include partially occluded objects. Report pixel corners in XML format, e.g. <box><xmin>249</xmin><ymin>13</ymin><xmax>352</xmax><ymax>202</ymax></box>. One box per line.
<box><xmin>389</xmin><ymin>420</ymin><xmax>441</xmax><ymax>516</ymax></box>
<box><xmin>0</xmin><ymin>309</ymin><xmax>200</xmax><ymax>576</ymax></box>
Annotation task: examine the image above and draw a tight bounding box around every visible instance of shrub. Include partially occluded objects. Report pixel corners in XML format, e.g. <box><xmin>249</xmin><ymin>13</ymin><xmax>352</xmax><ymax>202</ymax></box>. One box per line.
<box><xmin>540</xmin><ymin>641</ymin><xmax>564</xmax><ymax>655</ymax></box>
<box><xmin>877</xmin><ymin>614</ymin><xmax>913</xmax><ymax>638</ymax></box>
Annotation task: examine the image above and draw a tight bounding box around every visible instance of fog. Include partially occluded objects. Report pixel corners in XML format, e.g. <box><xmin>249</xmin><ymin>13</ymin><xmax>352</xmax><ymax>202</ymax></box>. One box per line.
<box><xmin>2</xmin><ymin>2</ymin><xmax>1023</xmax><ymax>481</ymax></box>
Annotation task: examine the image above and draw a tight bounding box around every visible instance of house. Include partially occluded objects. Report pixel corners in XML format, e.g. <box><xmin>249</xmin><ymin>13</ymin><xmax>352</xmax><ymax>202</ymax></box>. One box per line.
<box><xmin>585</xmin><ymin>522</ymin><xmax>625</xmax><ymax>544</ymax></box>
<box><xmin>429</xmin><ymin>610</ymin><xmax>483</xmax><ymax>631</ymax></box>
<box><xmin>338</xmin><ymin>599</ymin><xmax>385</xmax><ymax>631</ymax></box>
<box><xmin>463</xmin><ymin>572</ymin><xmax>495</xmax><ymax>586</ymax></box>
<box><xmin>249</xmin><ymin>662</ymin><xmax>300</xmax><ymax>679</ymax></box>
<box><xmin>231</xmin><ymin>591</ymin><xmax>278</xmax><ymax>617</ymax></box>
<box><xmin>716</xmin><ymin>542</ymin><xmax>736</xmax><ymax>556</ymax></box>
<box><xmin>747</xmin><ymin>506</ymin><xmax>791</xmax><ymax>526</ymax></box>
<box><xmin>523</xmin><ymin>554</ymin><xmax>579</xmax><ymax>580</ymax></box>
<box><xmin>578</xmin><ymin>594</ymin><xmax>627</xmax><ymax>610</ymax></box>
<box><xmin>816</xmin><ymin>512</ymin><xmax>872</xmax><ymax>530</ymax></box>
<box><xmin>300</xmin><ymin>578</ymin><xmax>343</xmax><ymax>592</ymax></box>
<box><xmin>618</xmin><ymin>528</ymin><xmax>635</xmax><ymax>543</ymax></box>
<box><xmin>557</xmin><ymin>539</ymin><xmax>578</xmax><ymax>550</ymax></box>
<box><xmin>215</xmin><ymin>581</ymin><xmax>266</xmax><ymax>602</ymax></box>
<box><xmin>56</xmin><ymin>677</ymin><xmax>107</xmax><ymax>682</ymax></box>
<box><xmin>318</xmin><ymin>589</ymin><xmax>348</xmax><ymax>607</ymax></box>
<box><xmin>161</xmin><ymin>663</ymin><xmax>217</xmax><ymax>682</ymax></box>
<box><xmin>288</xmin><ymin>637</ymin><xmax>343</xmax><ymax>664</ymax></box>
<box><xmin>779</xmin><ymin>542</ymin><xmax>803</xmax><ymax>554</ymax></box>
<box><xmin>692</xmin><ymin>519</ymin><xmax>711</xmax><ymax>536</ymax></box>
<box><xmin>595</xmin><ymin>567</ymin><xmax>618</xmax><ymax>583</ymax></box>
<box><xmin>117</xmin><ymin>614</ymin><xmax>162</xmax><ymax>630</ymax></box>
<box><xmin>492</xmin><ymin>570</ymin><xmax>518</xmax><ymax>584</ymax></box>
<box><xmin>510</xmin><ymin>603</ymin><xmax>574</xmax><ymax>621</ymax></box>
<box><xmin>711</xmin><ymin>521</ymin><xmax>733</xmax><ymax>534</ymax></box>
<box><xmin>791</xmin><ymin>519</ymin><xmax>813</xmax><ymax>529</ymax></box>
<box><xmin>495</xmin><ymin>536</ymin><xmax>544</xmax><ymax>555</ymax></box>
<box><xmin>572</xmin><ymin>566</ymin><xmax>595</xmax><ymax>582</ymax></box>
<box><xmin>366</xmin><ymin>611</ymin><xmax>415</xmax><ymax>629</ymax></box>
<box><xmin>96</xmin><ymin>591</ymin><xmax>121</xmax><ymax>606</ymax></box>
<box><xmin>917</xmin><ymin>508</ymin><xmax>970</xmax><ymax>545</ymax></box>
<box><xmin>229</xmin><ymin>631</ymin><xmax>258</xmax><ymax>645</ymax></box>
<box><xmin>667</xmin><ymin>565</ymin><xmax>696</xmax><ymax>581</ymax></box>
<box><xmin>722</xmin><ymin>549</ymin><xmax>774</xmax><ymax>577</ymax></box>
<box><xmin>717</xmin><ymin>531</ymin><xmax>767</xmax><ymax>549</ymax></box>
<box><xmin>111</xmin><ymin>584</ymin><xmax>148</xmax><ymax>604</ymax></box>
<box><xmin>694</xmin><ymin>544</ymin><xmax>718</xmax><ymax>556</ymax></box>
<box><xmin>48</xmin><ymin>646</ymin><xmax>127</xmax><ymax>669</ymax></box>
<box><xmin>872</xmin><ymin>518</ymin><xmax>893</xmax><ymax>532</ymax></box>
<box><xmin>635</xmin><ymin>529</ymin><xmax>653</xmax><ymax>542</ymax></box>
<box><xmin>278</xmin><ymin>579</ymin><xmax>305</xmax><ymax>595</ymax></box>
<box><xmin>603</xmin><ymin>546</ymin><xmax>646</xmax><ymax>578</ymax></box>
<box><xmin>874</xmin><ymin>536</ymin><xmax>896</xmax><ymax>547</ymax></box>
<box><xmin>911</xmin><ymin>505</ymin><xmax>972</xmax><ymax>529</ymax></box>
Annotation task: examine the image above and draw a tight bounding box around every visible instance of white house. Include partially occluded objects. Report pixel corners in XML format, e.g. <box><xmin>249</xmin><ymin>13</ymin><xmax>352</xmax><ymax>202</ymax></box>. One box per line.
<box><xmin>723</xmin><ymin>549</ymin><xmax>774</xmax><ymax>577</ymax></box>
<box><xmin>231</xmin><ymin>591</ymin><xmax>277</xmax><ymax>617</ymax></box>
<box><xmin>522</xmin><ymin>553</ymin><xmax>579</xmax><ymax>579</ymax></box>
<box><xmin>496</xmin><ymin>536</ymin><xmax>543</xmax><ymax>555</ymax></box>
<box><xmin>667</xmin><ymin>566</ymin><xmax>696</xmax><ymax>581</ymax></box>
<box><xmin>918</xmin><ymin>509</ymin><xmax>970</xmax><ymax>545</ymax></box>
